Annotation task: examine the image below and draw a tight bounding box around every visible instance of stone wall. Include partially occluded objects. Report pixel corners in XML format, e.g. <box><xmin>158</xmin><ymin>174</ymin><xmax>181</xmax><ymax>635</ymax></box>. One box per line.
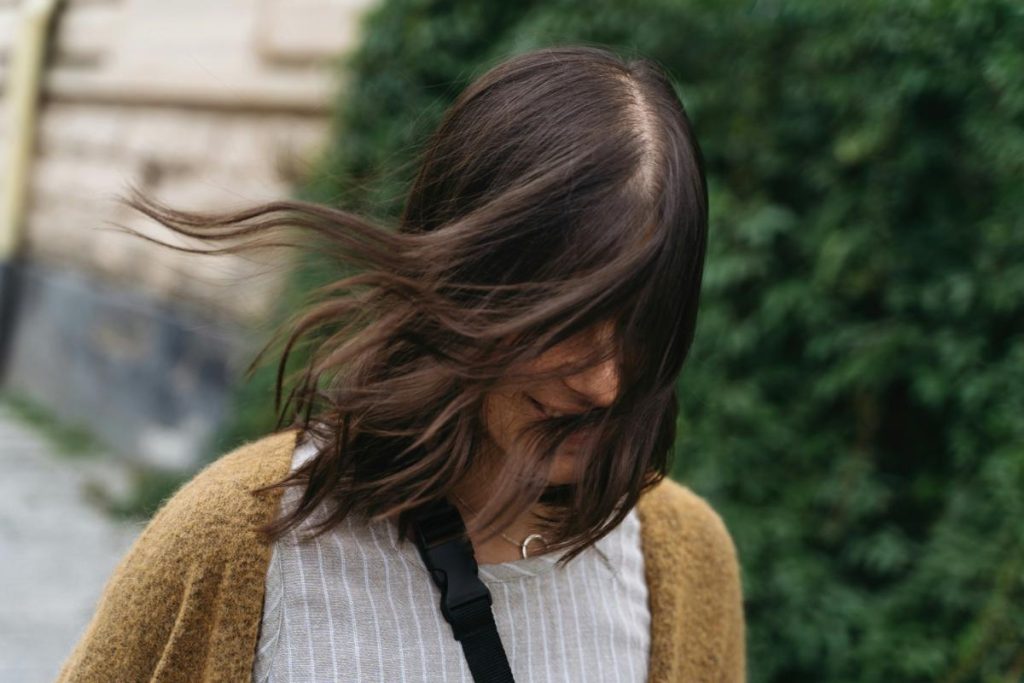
<box><xmin>0</xmin><ymin>0</ymin><xmax>377</xmax><ymax>467</ymax></box>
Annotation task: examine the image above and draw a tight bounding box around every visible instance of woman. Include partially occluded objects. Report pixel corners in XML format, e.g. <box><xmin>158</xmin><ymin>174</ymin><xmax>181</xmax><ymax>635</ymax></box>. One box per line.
<box><xmin>57</xmin><ymin>44</ymin><xmax>745</xmax><ymax>682</ymax></box>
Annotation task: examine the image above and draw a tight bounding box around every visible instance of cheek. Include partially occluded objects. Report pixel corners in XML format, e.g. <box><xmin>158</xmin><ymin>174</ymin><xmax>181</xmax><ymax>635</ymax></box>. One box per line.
<box><xmin>482</xmin><ymin>390</ymin><xmax>533</xmax><ymax>450</ymax></box>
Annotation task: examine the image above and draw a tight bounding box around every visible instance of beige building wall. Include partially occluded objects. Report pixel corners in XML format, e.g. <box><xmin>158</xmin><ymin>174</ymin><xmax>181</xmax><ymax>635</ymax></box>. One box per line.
<box><xmin>0</xmin><ymin>0</ymin><xmax>379</xmax><ymax>468</ymax></box>
<box><xmin>1</xmin><ymin>0</ymin><xmax>376</xmax><ymax>324</ymax></box>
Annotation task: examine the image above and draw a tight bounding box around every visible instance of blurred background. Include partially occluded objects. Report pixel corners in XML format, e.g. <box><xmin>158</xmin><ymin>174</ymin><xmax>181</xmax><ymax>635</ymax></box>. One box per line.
<box><xmin>0</xmin><ymin>0</ymin><xmax>1021</xmax><ymax>681</ymax></box>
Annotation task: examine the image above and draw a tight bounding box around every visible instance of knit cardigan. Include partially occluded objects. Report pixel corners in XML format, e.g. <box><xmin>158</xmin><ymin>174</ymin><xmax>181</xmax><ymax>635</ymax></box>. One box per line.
<box><xmin>55</xmin><ymin>427</ymin><xmax>746</xmax><ymax>683</ymax></box>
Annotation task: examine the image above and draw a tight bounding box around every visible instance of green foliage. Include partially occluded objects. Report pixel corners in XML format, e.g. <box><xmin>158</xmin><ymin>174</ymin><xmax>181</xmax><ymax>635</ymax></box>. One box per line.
<box><xmin>221</xmin><ymin>0</ymin><xmax>1024</xmax><ymax>680</ymax></box>
<box><xmin>667</xmin><ymin>3</ymin><xmax>1024</xmax><ymax>680</ymax></box>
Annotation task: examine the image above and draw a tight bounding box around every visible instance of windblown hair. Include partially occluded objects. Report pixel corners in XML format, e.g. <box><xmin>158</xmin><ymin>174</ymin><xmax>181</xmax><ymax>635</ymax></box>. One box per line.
<box><xmin>118</xmin><ymin>44</ymin><xmax>708</xmax><ymax>566</ymax></box>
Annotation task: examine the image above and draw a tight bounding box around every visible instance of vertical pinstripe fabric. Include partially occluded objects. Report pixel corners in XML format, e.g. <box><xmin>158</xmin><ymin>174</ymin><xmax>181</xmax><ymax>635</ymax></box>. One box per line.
<box><xmin>252</xmin><ymin>436</ymin><xmax>651</xmax><ymax>683</ymax></box>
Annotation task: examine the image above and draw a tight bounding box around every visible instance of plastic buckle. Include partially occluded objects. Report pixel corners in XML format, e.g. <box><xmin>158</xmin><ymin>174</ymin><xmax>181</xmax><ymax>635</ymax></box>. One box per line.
<box><xmin>412</xmin><ymin>500</ymin><xmax>494</xmax><ymax>641</ymax></box>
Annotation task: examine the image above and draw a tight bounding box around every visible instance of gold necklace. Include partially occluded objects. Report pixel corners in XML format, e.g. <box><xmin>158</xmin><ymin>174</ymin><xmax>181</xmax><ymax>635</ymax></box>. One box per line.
<box><xmin>451</xmin><ymin>493</ymin><xmax>548</xmax><ymax>559</ymax></box>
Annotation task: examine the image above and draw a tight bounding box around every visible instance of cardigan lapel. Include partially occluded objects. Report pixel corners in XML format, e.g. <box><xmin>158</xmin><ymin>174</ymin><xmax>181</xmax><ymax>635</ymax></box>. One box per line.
<box><xmin>635</xmin><ymin>480</ymin><xmax>685</xmax><ymax>682</ymax></box>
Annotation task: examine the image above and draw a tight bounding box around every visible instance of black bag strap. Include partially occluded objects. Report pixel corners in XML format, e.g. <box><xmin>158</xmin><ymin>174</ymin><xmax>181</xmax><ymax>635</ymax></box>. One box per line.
<box><xmin>410</xmin><ymin>497</ymin><xmax>516</xmax><ymax>683</ymax></box>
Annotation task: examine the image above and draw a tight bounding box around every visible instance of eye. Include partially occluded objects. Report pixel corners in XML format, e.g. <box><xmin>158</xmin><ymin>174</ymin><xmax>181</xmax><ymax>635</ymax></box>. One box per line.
<box><xmin>527</xmin><ymin>395</ymin><xmax>550</xmax><ymax>417</ymax></box>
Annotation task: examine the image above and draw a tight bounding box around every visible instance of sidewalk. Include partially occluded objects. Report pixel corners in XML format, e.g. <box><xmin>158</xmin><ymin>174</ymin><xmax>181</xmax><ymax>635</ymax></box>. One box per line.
<box><xmin>0</xmin><ymin>404</ymin><xmax>141</xmax><ymax>683</ymax></box>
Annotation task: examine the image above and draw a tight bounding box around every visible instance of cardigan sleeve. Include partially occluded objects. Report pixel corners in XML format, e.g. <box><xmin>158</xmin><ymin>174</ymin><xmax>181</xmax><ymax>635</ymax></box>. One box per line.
<box><xmin>54</xmin><ymin>462</ymin><xmax>254</xmax><ymax>683</ymax></box>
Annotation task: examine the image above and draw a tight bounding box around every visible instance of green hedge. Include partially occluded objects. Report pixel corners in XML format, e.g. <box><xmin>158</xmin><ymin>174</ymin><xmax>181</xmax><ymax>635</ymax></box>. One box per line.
<box><xmin>219</xmin><ymin>1</ymin><xmax>1024</xmax><ymax>680</ymax></box>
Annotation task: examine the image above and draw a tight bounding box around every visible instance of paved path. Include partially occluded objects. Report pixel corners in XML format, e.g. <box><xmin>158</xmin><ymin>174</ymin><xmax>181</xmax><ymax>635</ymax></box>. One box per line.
<box><xmin>0</xmin><ymin>404</ymin><xmax>141</xmax><ymax>683</ymax></box>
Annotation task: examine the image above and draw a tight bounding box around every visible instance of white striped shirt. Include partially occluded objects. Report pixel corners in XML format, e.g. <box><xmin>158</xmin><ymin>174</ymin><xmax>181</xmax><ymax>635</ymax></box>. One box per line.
<box><xmin>252</xmin><ymin>435</ymin><xmax>651</xmax><ymax>682</ymax></box>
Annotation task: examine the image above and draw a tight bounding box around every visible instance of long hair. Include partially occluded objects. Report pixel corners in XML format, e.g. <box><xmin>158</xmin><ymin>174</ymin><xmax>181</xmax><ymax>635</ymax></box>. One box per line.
<box><xmin>116</xmin><ymin>44</ymin><xmax>708</xmax><ymax>566</ymax></box>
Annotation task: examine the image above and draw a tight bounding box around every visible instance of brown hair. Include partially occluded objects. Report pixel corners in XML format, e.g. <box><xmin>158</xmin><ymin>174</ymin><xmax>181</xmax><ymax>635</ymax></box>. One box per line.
<box><xmin>116</xmin><ymin>44</ymin><xmax>708</xmax><ymax>566</ymax></box>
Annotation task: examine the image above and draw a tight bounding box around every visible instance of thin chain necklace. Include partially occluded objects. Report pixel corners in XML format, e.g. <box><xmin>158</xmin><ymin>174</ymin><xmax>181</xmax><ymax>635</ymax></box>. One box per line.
<box><xmin>451</xmin><ymin>492</ymin><xmax>549</xmax><ymax>559</ymax></box>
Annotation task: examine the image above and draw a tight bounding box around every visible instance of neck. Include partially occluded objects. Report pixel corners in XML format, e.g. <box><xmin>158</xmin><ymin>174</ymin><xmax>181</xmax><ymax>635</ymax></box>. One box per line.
<box><xmin>444</xmin><ymin>431</ymin><xmax>563</xmax><ymax>560</ymax></box>
<box><xmin>448</xmin><ymin>475</ymin><xmax>555</xmax><ymax>564</ymax></box>
<box><xmin>401</xmin><ymin>437</ymin><xmax>557</xmax><ymax>564</ymax></box>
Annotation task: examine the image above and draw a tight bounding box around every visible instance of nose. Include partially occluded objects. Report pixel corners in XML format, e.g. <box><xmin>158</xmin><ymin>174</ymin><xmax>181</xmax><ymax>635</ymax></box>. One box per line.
<box><xmin>563</xmin><ymin>354</ymin><xmax>621</xmax><ymax>409</ymax></box>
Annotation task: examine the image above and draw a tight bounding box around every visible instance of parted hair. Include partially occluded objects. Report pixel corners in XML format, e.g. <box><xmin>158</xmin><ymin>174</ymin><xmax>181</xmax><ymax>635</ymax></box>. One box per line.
<box><xmin>117</xmin><ymin>44</ymin><xmax>709</xmax><ymax>566</ymax></box>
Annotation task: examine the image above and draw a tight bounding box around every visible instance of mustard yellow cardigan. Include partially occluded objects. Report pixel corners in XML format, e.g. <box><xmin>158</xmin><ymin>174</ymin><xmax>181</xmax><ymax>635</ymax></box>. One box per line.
<box><xmin>56</xmin><ymin>427</ymin><xmax>746</xmax><ymax>682</ymax></box>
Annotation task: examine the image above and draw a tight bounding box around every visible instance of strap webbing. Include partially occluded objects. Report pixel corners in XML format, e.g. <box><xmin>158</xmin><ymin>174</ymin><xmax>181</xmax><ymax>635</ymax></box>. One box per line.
<box><xmin>410</xmin><ymin>497</ymin><xmax>516</xmax><ymax>683</ymax></box>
